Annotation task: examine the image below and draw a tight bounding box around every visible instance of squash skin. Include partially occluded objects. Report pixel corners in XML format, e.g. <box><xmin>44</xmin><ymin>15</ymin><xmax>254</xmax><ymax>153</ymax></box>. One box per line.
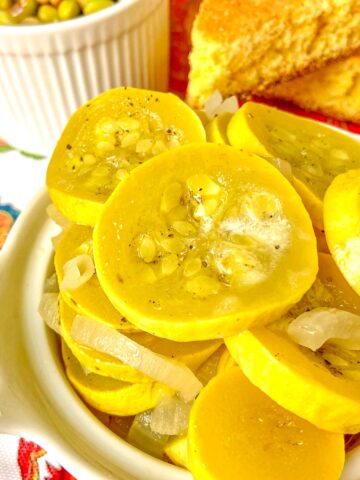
<box><xmin>94</xmin><ymin>143</ymin><xmax>317</xmax><ymax>341</ymax></box>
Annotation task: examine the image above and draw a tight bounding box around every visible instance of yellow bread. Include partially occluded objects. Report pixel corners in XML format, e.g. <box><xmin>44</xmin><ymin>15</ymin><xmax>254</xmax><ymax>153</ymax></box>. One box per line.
<box><xmin>266</xmin><ymin>54</ymin><xmax>360</xmax><ymax>122</ymax></box>
<box><xmin>188</xmin><ymin>0</ymin><xmax>360</xmax><ymax>107</ymax></box>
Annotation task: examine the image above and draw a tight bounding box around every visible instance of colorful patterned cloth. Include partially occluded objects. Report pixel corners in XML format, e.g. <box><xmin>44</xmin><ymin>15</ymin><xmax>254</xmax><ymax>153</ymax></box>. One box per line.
<box><xmin>2</xmin><ymin>1</ymin><xmax>360</xmax><ymax>478</ymax></box>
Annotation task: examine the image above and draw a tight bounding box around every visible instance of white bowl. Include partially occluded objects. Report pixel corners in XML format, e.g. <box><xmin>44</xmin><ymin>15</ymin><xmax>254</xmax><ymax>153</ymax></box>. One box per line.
<box><xmin>0</xmin><ymin>0</ymin><xmax>169</xmax><ymax>155</ymax></box>
<box><xmin>1</xmin><ymin>188</ymin><xmax>360</xmax><ymax>479</ymax></box>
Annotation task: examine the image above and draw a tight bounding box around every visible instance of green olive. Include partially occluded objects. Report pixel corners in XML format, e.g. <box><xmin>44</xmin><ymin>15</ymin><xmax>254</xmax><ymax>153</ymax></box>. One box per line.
<box><xmin>58</xmin><ymin>0</ymin><xmax>80</xmax><ymax>20</ymax></box>
<box><xmin>83</xmin><ymin>0</ymin><xmax>113</xmax><ymax>15</ymax></box>
<box><xmin>37</xmin><ymin>3</ymin><xmax>57</xmax><ymax>21</ymax></box>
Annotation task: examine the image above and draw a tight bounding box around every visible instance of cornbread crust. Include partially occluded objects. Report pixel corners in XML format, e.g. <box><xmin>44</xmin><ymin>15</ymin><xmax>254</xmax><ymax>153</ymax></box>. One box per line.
<box><xmin>265</xmin><ymin>55</ymin><xmax>360</xmax><ymax>122</ymax></box>
<box><xmin>187</xmin><ymin>0</ymin><xmax>360</xmax><ymax>107</ymax></box>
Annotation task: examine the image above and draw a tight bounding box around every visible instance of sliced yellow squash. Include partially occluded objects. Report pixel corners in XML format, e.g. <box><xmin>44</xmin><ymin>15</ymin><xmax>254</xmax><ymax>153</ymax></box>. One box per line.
<box><xmin>226</xmin><ymin>328</ymin><xmax>360</xmax><ymax>433</ymax></box>
<box><xmin>188</xmin><ymin>367</ymin><xmax>344</xmax><ymax>479</ymax></box>
<box><xmin>205</xmin><ymin>112</ymin><xmax>232</xmax><ymax>145</ymax></box>
<box><xmin>61</xmin><ymin>341</ymin><xmax>170</xmax><ymax>416</ymax></box>
<box><xmin>324</xmin><ymin>168</ymin><xmax>360</xmax><ymax>296</ymax></box>
<box><xmin>46</xmin><ymin>87</ymin><xmax>206</xmax><ymax>225</ymax></box>
<box><xmin>94</xmin><ymin>143</ymin><xmax>317</xmax><ymax>341</ymax></box>
<box><xmin>55</xmin><ymin>223</ymin><xmax>134</xmax><ymax>330</ymax></box>
<box><xmin>227</xmin><ymin>102</ymin><xmax>360</xmax><ymax>230</ymax></box>
<box><xmin>60</xmin><ymin>299</ymin><xmax>221</xmax><ymax>383</ymax></box>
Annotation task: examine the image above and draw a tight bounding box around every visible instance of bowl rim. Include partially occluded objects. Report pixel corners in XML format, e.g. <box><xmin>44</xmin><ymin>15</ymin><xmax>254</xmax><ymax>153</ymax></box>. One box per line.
<box><xmin>0</xmin><ymin>0</ymin><xmax>157</xmax><ymax>35</ymax></box>
<box><xmin>0</xmin><ymin>186</ymin><xmax>191</xmax><ymax>480</ymax></box>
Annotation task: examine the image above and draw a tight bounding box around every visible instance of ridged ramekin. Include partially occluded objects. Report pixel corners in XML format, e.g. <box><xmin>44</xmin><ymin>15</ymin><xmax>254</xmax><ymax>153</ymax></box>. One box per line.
<box><xmin>0</xmin><ymin>0</ymin><xmax>169</xmax><ymax>155</ymax></box>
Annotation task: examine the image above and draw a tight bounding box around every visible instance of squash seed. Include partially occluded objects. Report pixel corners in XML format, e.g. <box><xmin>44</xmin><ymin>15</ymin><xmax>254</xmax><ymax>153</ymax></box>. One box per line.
<box><xmin>172</xmin><ymin>221</ymin><xmax>196</xmax><ymax>236</ymax></box>
<box><xmin>243</xmin><ymin>192</ymin><xmax>281</xmax><ymax>221</ymax></box>
<box><xmin>138</xmin><ymin>235</ymin><xmax>157</xmax><ymax>263</ymax></box>
<box><xmin>117</xmin><ymin>117</ymin><xmax>141</xmax><ymax>131</ymax></box>
<box><xmin>96</xmin><ymin>141</ymin><xmax>115</xmax><ymax>152</ymax></box>
<box><xmin>96</xmin><ymin>117</ymin><xmax>118</xmax><ymax>135</ymax></box>
<box><xmin>183</xmin><ymin>258</ymin><xmax>202</xmax><ymax>277</ymax></box>
<box><xmin>83</xmin><ymin>154</ymin><xmax>97</xmax><ymax>166</ymax></box>
<box><xmin>186</xmin><ymin>174</ymin><xmax>221</xmax><ymax>196</ymax></box>
<box><xmin>194</xmin><ymin>198</ymin><xmax>218</xmax><ymax>219</ymax></box>
<box><xmin>159</xmin><ymin>237</ymin><xmax>186</xmax><ymax>254</ymax></box>
<box><xmin>161</xmin><ymin>254</ymin><xmax>179</xmax><ymax>276</ymax></box>
<box><xmin>186</xmin><ymin>275</ymin><xmax>221</xmax><ymax>296</ymax></box>
<box><xmin>121</xmin><ymin>131</ymin><xmax>141</xmax><ymax>148</ymax></box>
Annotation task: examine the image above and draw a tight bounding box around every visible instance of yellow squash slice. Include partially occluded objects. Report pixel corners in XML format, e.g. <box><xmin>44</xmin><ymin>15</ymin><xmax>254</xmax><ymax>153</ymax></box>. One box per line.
<box><xmin>317</xmin><ymin>252</ymin><xmax>360</xmax><ymax>315</ymax></box>
<box><xmin>324</xmin><ymin>169</ymin><xmax>360</xmax><ymax>296</ymax></box>
<box><xmin>288</xmin><ymin>252</ymin><xmax>360</xmax><ymax>319</ymax></box>
<box><xmin>188</xmin><ymin>367</ymin><xmax>344</xmax><ymax>480</ymax></box>
<box><xmin>205</xmin><ymin>112</ymin><xmax>232</xmax><ymax>145</ymax></box>
<box><xmin>55</xmin><ymin>223</ymin><xmax>133</xmax><ymax>330</ymax></box>
<box><xmin>226</xmin><ymin>327</ymin><xmax>360</xmax><ymax>433</ymax></box>
<box><xmin>164</xmin><ymin>435</ymin><xmax>188</xmax><ymax>469</ymax></box>
<box><xmin>61</xmin><ymin>342</ymin><xmax>170</xmax><ymax>416</ymax></box>
<box><xmin>227</xmin><ymin>102</ymin><xmax>360</xmax><ymax>230</ymax></box>
<box><xmin>94</xmin><ymin>143</ymin><xmax>317</xmax><ymax>341</ymax></box>
<box><xmin>60</xmin><ymin>299</ymin><xmax>221</xmax><ymax>383</ymax></box>
<box><xmin>226</xmin><ymin>248</ymin><xmax>360</xmax><ymax>433</ymax></box>
<box><xmin>47</xmin><ymin>87</ymin><xmax>206</xmax><ymax>225</ymax></box>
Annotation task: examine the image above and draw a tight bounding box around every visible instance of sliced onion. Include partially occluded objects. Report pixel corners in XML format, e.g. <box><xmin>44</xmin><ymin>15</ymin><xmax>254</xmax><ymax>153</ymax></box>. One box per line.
<box><xmin>127</xmin><ymin>411</ymin><xmax>168</xmax><ymax>458</ymax></box>
<box><xmin>203</xmin><ymin>91</ymin><xmax>223</xmax><ymax>120</ymax></box>
<box><xmin>150</xmin><ymin>395</ymin><xmax>191</xmax><ymax>435</ymax></box>
<box><xmin>213</xmin><ymin>95</ymin><xmax>239</xmax><ymax>117</ymax></box>
<box><xmin>44</xmin><ymin>272</ymin><xmax>59</xmax><ymax>293</ymax></box>
<box><xmin>203</xmin><ymin>91</ymin><xmax>239</xmax><ymax>121</ymax></box>
<box><xmin>195</xmin><ymin>346</ymin><xmax>224</xmax><ymax>386</ymax></box>
<box><xmin>59</xmin><ymin>254</ymin><xmax>95</xmax><ymax>291</ymax></box>
<box><xmin>70</xmin><ymin>315</ymin><xmax>203</xmax><ymax>401</ymax></box>
<box><xmin>46</xmin><ymin>204</ymin><xmax>69</xmax><ymax>228</ymax></box>
<box><xmin>38</xmin><ymin>293</ymin><xmax>61</xmax><ymax>334</ymax></box>
<box><xmin>288</xmin><ymin>307</ymin><xmax>360</xmax><ymax>351</ymax></box>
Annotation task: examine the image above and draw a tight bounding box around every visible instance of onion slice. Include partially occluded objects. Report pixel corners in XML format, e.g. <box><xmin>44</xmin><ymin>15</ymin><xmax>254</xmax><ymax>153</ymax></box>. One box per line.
<box><xmin>203</xmin><ymin>91</ymin><xmax>223</xmax><ymax>119</ymax></box>
<box><xmin>203</xmin><ymin>91</ymin><xmax>239</xmax><ymax>121</ymax></box>
<box><xmin>70</xmin><ymin>315</ymin><xmax>203</xmax><ymax>401</ymax></box>
<box><xmin>213</xmin><ymin>95</ymin><xmax>239</xmax><ymax>117</ymax></box>
<box><xmin>38</xmin><ymin>293</ymin><xmax>61</xmax><ymax>334</ymax></box>
<box><xmin>288</xmin><ymin>307</ymin><xmax>360</xmax><ymax>351</ymax></box>
<box><xmin>46</xmin><ymin>203</ymin><xmax>70</xmax><ymax>228</ymax></box>
<box><xmin>59</xmin><ymin>254</ymin><xmax>95</xmax><ymax>291</ymax></box>
<box><xmin>127</xmin><ymin>412</ymin><xmax>168</xmax><ymax>458</ymax></box>
<box><xmin>44</xmin><ymin>272</ymin><xmax>59</xmax><ymax>293</ymax></box>
<box><xmin>150</xmin><ymin>395</ymin><xmax>191</xmax><ymax>435</ymax></box>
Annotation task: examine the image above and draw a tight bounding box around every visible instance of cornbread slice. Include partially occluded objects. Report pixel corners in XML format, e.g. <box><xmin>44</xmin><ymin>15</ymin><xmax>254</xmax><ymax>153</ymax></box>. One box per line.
<box><xmin>187</xmin><ymin>0</ymin><xmax>360</xmax><ymax>108</ymax></box>
<box><xmin>265</xmin><ymin>54</ymin><xmax>360</xmax><ymax>122</ymax></box>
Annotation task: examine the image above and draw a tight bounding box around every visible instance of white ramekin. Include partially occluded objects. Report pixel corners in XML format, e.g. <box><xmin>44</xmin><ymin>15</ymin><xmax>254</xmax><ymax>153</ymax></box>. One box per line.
<box><xmin>0</xmin><ymin>0</ymin><xmax>169</xmax><ymax>155</ymax></box>
<box><xmin>0</xmin><ymin>188</ymin><xmax>359</xmax><ymax>479</ymax></box>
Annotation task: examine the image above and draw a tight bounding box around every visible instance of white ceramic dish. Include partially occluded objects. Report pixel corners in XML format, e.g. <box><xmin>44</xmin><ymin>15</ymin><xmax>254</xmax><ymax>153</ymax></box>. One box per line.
<box><xmin>0</xmin><ymin>188</ymin><xmax>190</xmax><ymax>480</ymax></box>
<box><xmin>1</xmin><ymin>188</ymin><xmax>360</xmax><ymax>480</ymax></box>
<box><xmin>0</xmin><ymin>0</ymin><xmax>169</xmax><ymax>155</ymax></box>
